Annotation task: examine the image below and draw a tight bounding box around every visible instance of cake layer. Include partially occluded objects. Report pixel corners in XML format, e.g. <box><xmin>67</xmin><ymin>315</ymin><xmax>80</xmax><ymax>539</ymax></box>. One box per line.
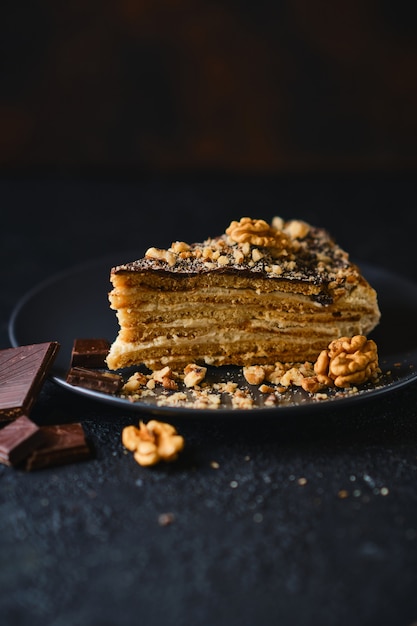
<box><xmin>110</xmin><ymin>285</ymin><xmax>377</xmax><ymax>344</ymax></box>
<box><xmin>106</xmin><ymin>217</ymin><xmax>380</xmax><ymax>371</ymax></box>
<box><xmin>106</xmin><ymin>330</ymin><xmax>373</xmax><ymax>371</ymax></box>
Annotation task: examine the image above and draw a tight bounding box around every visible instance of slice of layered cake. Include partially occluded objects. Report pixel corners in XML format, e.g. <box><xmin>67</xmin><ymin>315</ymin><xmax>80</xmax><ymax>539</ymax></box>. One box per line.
<box><xmin>106</xmin><ymin>217</ymin><xmax>380</xmax><ymax>371</ymax></box>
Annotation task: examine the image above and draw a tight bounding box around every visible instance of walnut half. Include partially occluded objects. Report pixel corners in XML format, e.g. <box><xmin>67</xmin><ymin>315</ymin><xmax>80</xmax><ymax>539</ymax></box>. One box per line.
<box><xmin>122</xmin><ymin>420</ymin><xmax>185</xmax><ymax>466</ymax></box>
<box><xmin>226</xmin><ymin>217</ymin><xmax>291</xmax><ymax>249</ymax></box>
<box><xmin>314</xmin><ymin>335</ymin><xmax>380</xmax><ymax>388</ymax></box>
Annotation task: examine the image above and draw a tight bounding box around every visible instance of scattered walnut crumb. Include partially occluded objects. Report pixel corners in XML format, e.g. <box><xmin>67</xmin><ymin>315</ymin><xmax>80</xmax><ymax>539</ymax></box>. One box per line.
<box><xmin>233</xmin><ymin>249</ymin><xmax>245</xmax><ymax>264</ymax></box>
<box><xmin>121</xmin><ymin>371</ymin><xmax>148</xmax><ymax>393</ymax></box>
<box><xmin>314</xmin><ymin>392</ymin><xmax>329</xmax><ymax>400</ymax></box>
<box><xmin>161</xmin><ymin>376</ymin><xmax>178</xmax><ymax>391</ymax></box>
<box><xmin>338</xmin><ymin>490</ymin><xmax>349</xmax><ymax>499</ymax></box>
<box><xmin>217</xmin><ymin>254</ymin><xmax>230</xmax><ymax>265</ymax></box>
<box><xmin>184</xmin><ymin>363</ymin><xmax>207</xmax><ymax>387</ymax></box>
<box><xmin>284</xmin><ymin>219</ymin><xmax>310</xmax><ymax>240</ymax></box>
<box><xmin>170</xmin><ymin>241</ymin><xmax>190</xmax><ymax>254</ymax></box>
<box><xmin>259</xmin><ymin>384</ymin><xmax>275</xmax><ymax>394</ymax></box>
<box><xmin>213</xmin><ymin>381</ymin><xmax>238</xmax><ymax>393</ymax></box>
<box><xmin>243</xmin><ymin>365</ymin><xmax>266</xmax><ymax>385</ymax></box>
<box><xmin>252</xmin><ymin>248</ymin><xmax>264</xmax><ymax>262</ymax></box>
<box><xmin>158</xmin><ymin>512</ymin><xmax>175</xmax><ymax>526</ymax></box>
<box><xmin>300</xmin><ymin>376</ymin><xmax>326</xmax><ymax>394</ymax></box>
<box><xmin>264</xmin><ymin>393</ymin><xmax>278</xmax><ymax>406</ymax></box>
<box><xmin>152</xmin><ymin>366</ymin><xmax>174</xmax><ymax>383</ymax></box>
<box><xmin>231</xmin><ymin>389</ymin><xmax>254</xmax><ymax>409</ymax></box>
<box><xmin>145</xmin><ymin>247</ymin><xmax>177</xmax><ymax>267</ymax></box>
<box><xmin>157</xmin><ymin>391</ymin><xmax>188</xmax><ymax>406</ymax></box>
<box><xmin>280</xmin><ymin>366</ymin><xmax>306</xmax><ymax>387</ymax></box>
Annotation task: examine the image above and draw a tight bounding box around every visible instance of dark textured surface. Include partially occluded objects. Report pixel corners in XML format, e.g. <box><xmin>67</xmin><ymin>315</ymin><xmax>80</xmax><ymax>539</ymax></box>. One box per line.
<box><xmin>1</xmin><ymin>173</ymin><xmax>417</xmax><ymax>626</ymax></box>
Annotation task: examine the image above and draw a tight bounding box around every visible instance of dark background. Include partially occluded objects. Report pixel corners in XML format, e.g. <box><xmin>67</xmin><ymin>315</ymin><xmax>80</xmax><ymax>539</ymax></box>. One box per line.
<box><xmin>2</xmin><ymin>1</ymin><xmax>417</xmax><ymax>177</ymax></box>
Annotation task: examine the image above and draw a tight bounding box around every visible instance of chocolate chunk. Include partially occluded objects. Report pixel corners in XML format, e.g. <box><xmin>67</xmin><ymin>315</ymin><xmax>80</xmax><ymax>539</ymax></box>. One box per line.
<box><xmin>70</xmin><ymin>338</ymin><xmax>110</xmax><ymax>368</ymax></box>
<box><xmin>66</xmin><ymin>366</ymin><xmax>123</xmax><ymax>393</ymax></box>
<box><xmin>25</xmin><ymin>423</ymin><xmax>91</xmax><ymax>470</ymax></box>
<box><xmin>0</xmin><ymin>342</ymin><xmax>60</xmax><ymax>421</ymax></box>
<box><xmin>0</xmin><ymin>415</ymin><xmax>45</xmax><ymax>467</ymax></box>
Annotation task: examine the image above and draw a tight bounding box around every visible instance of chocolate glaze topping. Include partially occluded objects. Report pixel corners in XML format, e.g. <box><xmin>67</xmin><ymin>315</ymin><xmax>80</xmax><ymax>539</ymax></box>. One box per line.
<box><xmin>111</xmin><ymin>220</ymin><xmax>358</xmax><ymax>292</ymax></box>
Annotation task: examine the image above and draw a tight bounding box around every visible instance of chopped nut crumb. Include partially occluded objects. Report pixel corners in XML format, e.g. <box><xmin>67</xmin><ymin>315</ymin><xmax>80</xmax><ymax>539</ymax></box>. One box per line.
<box><xmin>338</xmin><ymin>489</ymin><xmax>349</xmax><ymax>499</ymax></box>
<box><xmin>243</xmin><ymin>365</ymin><xmax>266</xmax><ymax>385</ymax></box>
<box><xmin>259</xmin><ymin>384</ymin><xmax>275</xmax><ymax>394</ymax></box>
<box><xmin>158</xmin><ymin>512</ymin><xmax>175</xmax><ymax>526</ymax></box>
<box><xmin>152</xmin><ymin>366</ymin><xmax>173</xmax><ymax>383</ymax></box>
<box><xmin>170</xmin><ymin>241</ymin><xmax>190</xmax><ymax>253</ymax></box>
<box><xmin>184</xmin><ymin>363</ymin><xmax>207</xmax><ymax>387</ymax></box>
<box><xmin>145</xmin><ymin>247</ymin><xmax>177</xmax><ymax>267</ymax></box>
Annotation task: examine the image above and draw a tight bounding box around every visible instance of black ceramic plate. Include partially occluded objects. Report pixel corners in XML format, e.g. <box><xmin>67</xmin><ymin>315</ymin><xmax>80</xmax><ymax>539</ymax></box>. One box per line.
<box><xmin>8</xmin><ymin>254</ymin><xmax>417</xmax><ymax>416</ymax></box>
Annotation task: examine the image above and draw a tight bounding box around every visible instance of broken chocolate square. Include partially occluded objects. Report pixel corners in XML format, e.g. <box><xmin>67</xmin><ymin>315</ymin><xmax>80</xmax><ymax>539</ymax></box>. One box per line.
<box><xmin>70</xmin><ymin>338</ymin><xmax>110</xmax><ymax>368</ymax></box>
<box><xmin>25</xmin><ymin>423</ymin><xmax>91</xmax><ymax>470</ymax></box>
<box><xmin>0</xmin><ymin>415</ymin><xmax>45</xmax><ymax>467</ymax></box>
<box><xmin>66</xmin><ymin>366</ymin><xmax>123</xmax><ymax>394</ymax></box>
<box><xmin>0</xmin><ymin>342</ymin><xmax>60</xmax><ymax>421</ymax></box>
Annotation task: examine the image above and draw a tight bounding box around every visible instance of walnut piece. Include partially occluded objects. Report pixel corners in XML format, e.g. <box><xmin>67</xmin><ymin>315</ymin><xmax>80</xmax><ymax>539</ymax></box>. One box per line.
<box><xmin>226</xmin><ymin>217</ymin><xmax>291</xmax><ymax>249</ymax></box>
<box><xmin>183</xmin><ymin>363</ymin><xmax>207</xmax><ymax>387</ymax></box>
<box><xmin>243</xmin><ymin>361</ymin><xmax>316</xmax><ymax>388</ymax></box>
<box><xmin>122</xmin><ymin>420</ymin><xmax>185</xmax><ymax>466</ymax></box>
<box><xmin>243</xmin><ymin>365</ymin><xmax>266</xmax><ymax>385</ymax></box>
<box><xmin>145</xmin><ymin>247</ymin><xmax>177</xmax><ymax>267</ymax></box>
<box><xmin>300</xmin><ymin>376</ymin><xmax>326</xmax><ymax>394</ymax></box>
<box><xmin>283</xmin><ymin>219</ymin><xmax>310</xmax><ymax>240</ymax></box>
<box><xmin>122</xmin><ymin>371</ymin><xmax>148</xmax><ymax>393</ymax></box>
<box><xmin>314</xmin><ymin>335</ymin><xmax>379</xmax><ymax>388</ymax></box>
<box><xmin>279</xmin><ymin>366</ymin><xmax>306</xmax><ymax>387</ymax></box>
<box><xmin>170</xmin><ymin>241</ymin><xmax>190</xmax><ymax>253</ymax></box>
<box><xmin>152</xmin><ymin>366</ymin><xmax>178</xmax><ymax>390</ymax></box>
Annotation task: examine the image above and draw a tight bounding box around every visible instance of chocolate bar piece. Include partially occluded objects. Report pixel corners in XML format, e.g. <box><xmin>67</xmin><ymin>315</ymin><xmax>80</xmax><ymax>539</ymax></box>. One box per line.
<box><xmin>66</xmin><ymin>366</ymin><xmax>123</xmax><ymax>393</ymax></box>
<box><xmin>0</xmin><ymin>415</ymin><xmax>45</xmax><ymax>467</ymax></box>
<box><xmin>25</xmin><ymin>423</ymin><xmax>91</xmax><ymax>470</ymax></box>
<box><xmin>0</xmin><ymin>342</ymin><xmax>60</xmax><ymax>421</ymax></box>
<box><xmin>70</xmin><ymin>338</ymin><xmax>110</xmax><ymax>368</ymax></box>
